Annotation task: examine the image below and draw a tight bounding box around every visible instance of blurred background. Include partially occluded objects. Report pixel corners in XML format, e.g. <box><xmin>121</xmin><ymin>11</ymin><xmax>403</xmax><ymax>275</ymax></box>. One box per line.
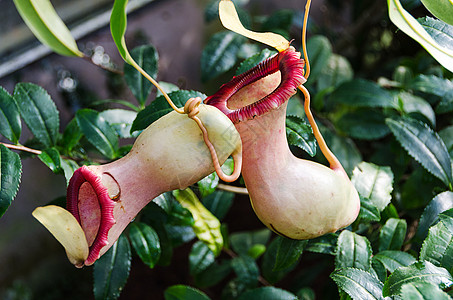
<box><xmin>0</xmin><ymin>0</ymin><xmax>430</xmax><ymax>299</ymax></box>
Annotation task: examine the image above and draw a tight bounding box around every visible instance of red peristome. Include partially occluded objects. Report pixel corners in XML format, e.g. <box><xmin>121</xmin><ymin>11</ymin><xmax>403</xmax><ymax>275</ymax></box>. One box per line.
<box><xmin>204</xmin><ymin>48</ymin><xmax>305</xmax><ymax>123</ymax></box>
<box><xmin>66</xmin><ymin>166</ymin><xmax>116</xmax><ymax>266</ymax></box>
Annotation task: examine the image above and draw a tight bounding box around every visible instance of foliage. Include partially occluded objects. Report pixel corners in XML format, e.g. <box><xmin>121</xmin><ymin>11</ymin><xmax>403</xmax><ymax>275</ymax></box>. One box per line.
<box><xmin>2</xmin><ymin>0</ymin><xmax>453</xmax><ymax>299</ymax></box>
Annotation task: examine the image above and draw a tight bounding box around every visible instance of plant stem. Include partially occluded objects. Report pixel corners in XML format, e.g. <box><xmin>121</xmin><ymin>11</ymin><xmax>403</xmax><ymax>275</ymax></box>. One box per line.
<box><xmin>217</xmin><ymin>183</ymin><xmax>248</xmax><ymax>195</ymax></box>
<box><xmin>0</xmin><ymin>142</ymin><xmax>42</xmax><ymax>155</ymax></box>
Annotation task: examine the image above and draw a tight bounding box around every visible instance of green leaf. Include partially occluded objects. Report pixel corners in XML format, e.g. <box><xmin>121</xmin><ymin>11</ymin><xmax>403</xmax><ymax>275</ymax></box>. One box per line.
<box><xmin>61</xmin><ymin>118</ymin><xmax>82</xmax><ymax>154</ymax></box>
<box><xmin>189</xmin><ymin>241</ymin><xmax>215</xmax><ymax>276</ymax></box>
<box><xmin>197</xmin><ymin>173</ymin><xmax>219</xmax><ymax>199</ymax></box>
<box><xmin>336</xmin><ymin>231</ymin><xmax>373</xmax><ymax>271</ymax></box>
<box><xmin>165</xmin><ymin>224</ymin><xmax>195</xmax><ymax>247</ymax></box>
<box><xmin>305</xmin><ymin>35</ymin><xmax>332</xmax><ymax>84</ymax></box>
<box><xmin>436</xmin><ymin>90</ymin><xmax>453</xmax><ymax>114</ymax></box>
<box><xmin>317</xmin><ymin>54</ymin><xmax>353</xmax><ymax>91</ymax></box>
<box><xmin>231</xmin><ymin>255</ymin><xmax>260</xmax><ymax>288</ymax></box>
<box><xmin>76</xmin><ymin>109</ymin><xmax>119</xmax><ymax>159</ymax></box>
<box><xmin>13</xmin><ymin>83</ymin><xmax>59</xmax><ymax>148</ymax></box>
<box><xmin>129</xmin><ymin>222</ymin><xmax>160</xmax><ymax>268</ymax></box>
<box><xmin>383</xmin><ymin>261</ymin><xmax>453</xmax><ymax>297</ymax></box>
<box><xmin>286</xmin><ymin>115</ymin><xmax>317</xmax><ymax>156</ymax></box>
<box><xmin>131</xmin><ymin>90</ymin><xmax>206</xmax><ymax>132</ymax></box>
<box><xmin>418</xmin><ymin>16</ymin><xmax>453</xmax><ymax>50</ymax></box>
<box><xmin>359</xmin><ymin>196</ymin><xmax>381</xmax><ymax>223</ymax></box>
<box><xmin>386</xmin><ymin>117</ymin><xmax>452</xmax><ymax>187</ymax></box>
<box><xmin>194</xmin><ymin>260</ymin><xmax>232</xmax><ymax>288</ymax></box>
<box><xmin>417</xmin><ymin>192</ymin><xmax>453</xmax><ymax>241</ymax></box>
<box><xmin>441</xmin><ymin>239</ymin><xmax>453</xmax><ymax>273</ymax></box>
<box><xmin>12</xmin><ymin>0</ymin><xmax>82</xmax><ymax>56</ymax></box>
<box><xmin>173</xmin><ymin>189</ymin><xmax>223</xmax><ymax>256</ymax></box>
<box><xmin>261</xmin><ymin>237</ymin><xmax>297</xmax><ymax>284</ymax></box>
<box><xmin>273</xmin><ymin>237</ymin><xmax>307</xmax><ymax>272</ymax></box>
<box><xmin>351</xmin><ymin>162</ymin><xmax>394</xmax><ymax>212</ymax></box>
<box><xmin>156</xmin><ymin>81</ymin><xmax>180</xmax><ymax>98</ymax></box>
<box><xmin>237</xmin><ymin>287</ymin><xmax>298</xmax><ymax>300</ymax></box>
<box><xmin>305</xmin><ymin>233</ymin><xmax>338</xmax><ymax>255</ymax></box>
<box><xmin>398</xmin><ymin>92</ymin><xmax>436</xmax><ymax>127</ymax></box>
<box><xmin>164</xmin><ymin>285</ymin><xmax>210</xmax><ymax>300</ymax></box>
<box><xmin>124</xmin><ymin>45</ymin><xmax>159</xmax><ymax>107</ymax></box>
<box><xmin>38</xmin><ymin>147</ymin><xmax>61</xmax><ymax>173</ymax></box>
<box><xmin>60</xmin><ymin>159</ymin><xmax>79</xmax><ymax>185</ymax></box>
<box><xmin>373</xmin><ymin>250</ymin><xmax>416</xmax><ymax>273</ymax></box>
<box><xmin>229</xmin><ymin>229</ymin><xmax>271</xmax><ymax>256</ymax></box>
<box><xmin>153</xmin><ymin>193</ymin><xmax>194</xmax><ymax>227</ymax></box>
<box><xmin>439</xmin><ymin>208</ymin><xmax>453</xmax><ymax>233</ymax></box>
<box><xmin>235</xmin><ymin>48</ymin><xmax>277</xmax><ymax>75</ymax></box>
<box><xmin>420</xmin><ymin>221</ymin><xmax>453</xmax><ymax>267</ymax></box>
<box><xmin>201</xmin><ymin>190</ymin><xmax>234</xmax><ymax>220</ymax></box>
<box><xmin>379</xmin><ymin>218</ymin><xmax>407</xmax><ymax>252</ymax></box>
<box><xmin>93</xmin><ymin>234</ymin><xmax>131</xmax><ymax>300</ymax></box>
<box><xmin>330</xmin><ymin>268</ymin><xmax>384</xmax><ymax>300</ymax></box>
<box><xmin>0</xmin><ymin>145</ymin><xmax>22</xmax><ymax>218</ymax></box>
<box><xmin>401</xmin><ymin>282</ymin><xmax>452</xmax><ymax>300</ymax></box>
<box><xmin>409</xmin><ymin>75</ymin><xmax>453</xmax><ymax>98</ymax></box>
<box><xmin>419</xmin><ymin>1</ymin><xmax>453</xmax><ymax>25</ymax></box>
<box><xmin>330</xmin><ymin>79</ymin><xmax>397</xmax><ymax>108</ymax></box>
<box><xmin>336</xmin><ymin>110</ymin><xmax>390</xmax><ymax>140</ymax></box>
<box><xmin>0</xmin><ymin>87</ymin><xmax>21</xmax><ymax>144</ymax></box>
<box><xmin>99</xmin><ymin>109</ymin><xmax>138</xmax><ymax>139</ymax></box>
<box><xmin>110</xmin><ymin>0</ymin><xmax>133</xmax><ymax>64</ymax></box>
<box><xmin>201</xmin><ymin>31</ymin><xmax>246</xmax><ymax>81</ymax></box>
<box><xmin>387</xmin><ymin>0</ymin><xmax>453</xmax><ymax>72</ymax></box>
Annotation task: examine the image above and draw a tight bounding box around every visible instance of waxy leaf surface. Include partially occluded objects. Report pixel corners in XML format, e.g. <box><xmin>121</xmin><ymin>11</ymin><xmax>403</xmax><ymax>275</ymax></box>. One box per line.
<box><xmin>0</xmin><ymin>145</ymin><xmax>21</xmax><ymax>218</ymax></box>
<box><xmin>330</xmin><ymin>268</ymin><xmax>384</xmax><ymax>300</ymax></box>
<box><xmin>0</xmin><ymin>87</ymin><xmax>21</xmax><ymax>144</ymax></box>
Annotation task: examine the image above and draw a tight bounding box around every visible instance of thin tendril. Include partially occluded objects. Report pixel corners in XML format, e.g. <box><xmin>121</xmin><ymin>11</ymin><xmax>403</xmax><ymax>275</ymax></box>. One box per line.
<box><xmin>299</xmin><ymin>0</ymin><xmax>346</xmax><ymax>177</ymax></box>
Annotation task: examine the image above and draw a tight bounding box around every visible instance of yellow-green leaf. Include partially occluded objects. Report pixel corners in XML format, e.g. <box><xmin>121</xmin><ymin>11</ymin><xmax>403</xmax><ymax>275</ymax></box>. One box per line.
<box><xmin>13</xmin><ymin>0</ymin><xmax>83</xmax><ymax>57</ymax></box>
<box><xmin>174</xmin><ymin>189</ymin><xmax>223</xmax><ymax>256</ymax></box>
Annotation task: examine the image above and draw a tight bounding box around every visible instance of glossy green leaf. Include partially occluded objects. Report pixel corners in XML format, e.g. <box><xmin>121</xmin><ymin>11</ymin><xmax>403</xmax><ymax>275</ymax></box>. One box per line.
<box><xmin>99</xmin><ymin>109</ymin><xmax>138</xmax><ymax>139</ymax></box>
<box><xmin>317</xmin><ymin>54</ymin><xmax>353</xmax><ymax>91</ymax></box>
<box><xmin>197</xmin><ymin>173</ymin><xmax>219</xmax><ymax>199</ymax></box>
<box><xmin>306</xmin><ymin>35</ymin><xmax>332</xmax><ymax>84</ymax></box>
<box><xmin>76</xmin><ymin>109</ymin><xmax>118</xmax><ymax>159</ymax></box>
<box><xmin>383</xmin><ymin>261</ymin><xmax>453</xmax><ymax>297</ymax></box>
<box><xmin>436</xmin><ymin>90</ymin><xmax>453</xmax><ymax>114</ymax></box>
<box><xmin>131</xmin><ymin>90</ymin><xmax>206</xmax><ymax>132</ymax></box>
<box><xmin>351</xmin><ymin>162</ymin><xmax>394</xmax><ymax>211</ymax></box>
<box><xmin>230</xmin><ymin>229</ymin><xmax>271</xmax><ymax>256</ymax></box>
<box><xmin>305</xmin><ymin>233</ymin><xmax>338</xmax><ymax>255</ymax></box>
<box><xmin>165</xmin><ymin>224</ymin><xmax>195</xmax><ymax>247</ymax></box>
<box><xmin>261</xmin><ymin>237</ymin><xmax>297</xmax><ymax>284</ymax></box>
<box><xmin>336</xmin><ymin>231</ymin><xmax>372</xmax><ymax>271</ymax></box>
<box><xmin>237</xmin><ymin>286</ymin><xmax>298</xmax><ymax>300</ymax></box>
<box><xmin>13</xmin><ymin>83</ymin><xmax>59</xmax><ymax>148</ymax></box>
<box><xmin>201</xmin><ymin>190</ymin><xmax>234</xmax><ymax>220</ymax></box>
<box><xmin>401</xmin><ymin>282</ymin><xmax>452</xmax><ymax>300</ymax></box>
<box><xmin>93</xmin><ymin>234</ymin><xmax>131</xmax><ymax>300</ymax></box>
<box><xmin>420</xmin><ymin>1</ymin><xmax>453</xmax><ymax>25</ymax></box>
<box><xmin>273</xmin><ymin>236</ymin><xmax>307</xmax><ymax>272</ymax></box>
<box><xmin>409</xmin><ymin>75</ymin><xmax>453</xmax><ymax>98</ymax></box>
<box><xmin>330</xmin><ymin>268</ymin><xmax>384</xmax><ymax>300</ymax></box>
<box><xmin>38</xmin><ymin>147</ymin><xmax>61</xmax><ymax>173</ymax></box>
<box><xmin>441</xmin><ymin>239</ymin><xmax>453</xmax><ymax>273</ymax></box>
<box><xmin>373</xmin><ymin>250</ymin><xmax>416</xmax><ymax>273</ymax></box>
<box><xmin>0</xmin><ymin>87</ymin><xmax>21</xmax><ymax>144</ymax></box>
<box><xmin>124</xmin><ymin>45</ymin><xmax>159</xmax><ymax>107</ymax></box>
<box><xmin>359</xmin><ymin>196</ymin><xmax>381</xmax><ymax>222</ymax></box>
<box><xmin>286</xmin><ymin>115</ymin><xmax>317</xmax><ymax>156</ymax></box>
<box><xmin>379</xmin><ymin>218</ymin><xmax>407</xmax><ymax>251</ymax></box>
<box><xmin>336</xmin><ymin>110</ymin><xmax>390</xmax><ymax>140</ymax></box>
<box><xmin>261</xmin><ymin>9</ymin><xmax>294</xmax><ymax>32</ymax></box>
<box><xmin>418</xmin><ymin>17</ymin><xmax>453</xmax><ymax>50</ymax></box>
<box><xmin>397</xmin><ymin>92</ymin><xmax>436</xmax><ymax>127</ymax></box>
<box><xmin>156</xmin><ymin>81</ymin><xmax>179</xmax><ymax>98</ymax></box>
<box><xmin>235</xmin><ymin>48</ymin><xmax>276</xmax><ymax>75</ymax></box>
<box><xmin>387</xmin><ymin>0</ymin><xmax>453</xmax><ymax>72</ymax></box>
<box><xmin>61</xmin><ymin>118</ymin><xmax>82</xmax><ymax>153</ymax></box>
<box><xmin>0</xmin><ymin>145</ymin><xmax>22</xmax><ymax>218</ymax></box>
<box><xmin>201</xmin><ymin>31</ymin><xmax>246</xmax><ymax>81</ymax></box>
<box><xmin>13</xmin><ymin>0</ymin><xmax>83</xmax><ymax>56</ymax></box>
<box><xmin>439</xmin><ymin>208</ymin><xmax>453</xmax><ymax>233</ymax></box>
<box><xmin>194</xmin><ymin>260</ymin><xmax>232</xmax><ymax>288</ymax></box>
<box><xmin>60</xmin><ymin>159</ymin><xmax>78</xmax><ymax>185</ymax></box>
<box><xmin>110</xmin><ymin>0</ymin><xmax>133</xmax><ymax>64</ymax></box>
<box><xmin>189</xmin><ymin>241</ymin><xmax>215</xmax><ymax>276</ymax></box>
<box><xmin>417</xmin><ymin>192</ymin><xmax>453</xmax><ymax>241</ymax></box>
<box><xmin>330</xmin><ymin>79</ymin><xmax>397</xmax><ymax>109</ymax></box>
<box><xmin>164</xmin><ymin>285</ymin><xmax>210</xmax><ymax>300</ymax></box>
<box><xmin>129</xmin><ymin>222</ymin><xmax>160</xmax><ymax>268</ymax></box>
<box><xmin>231</xmin><ymin>255</ymin><xmax>260</xmax><ymax>288</ymax></box>
<box><xmin>152</xmin><ymin>193</ymin><xmax>194</xmax><ymax>227</ymax></box>
<box><xmin>386</xmin><ymin>117</ymin><xmax>452</xmax><ymax>187</ymax></box>
<box><xmin>420</xmin><ymin>221</ymin><xmax>453</xmax><ymax>267</ymax></box>
<box><xmin>173</xmin><ymin>189</ymin><xmax>223</xmax><ymax>256</ymax></box>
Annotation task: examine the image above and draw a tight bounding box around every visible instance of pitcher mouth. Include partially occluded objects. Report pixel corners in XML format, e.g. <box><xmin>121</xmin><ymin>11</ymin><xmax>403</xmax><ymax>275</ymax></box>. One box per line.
<box><xmin>204</xmin><ymin>47</ymin><xmax>305</xmax><ymax>123</ymax></box>
<box><xmin>66</xmin><ymin>166</ymin><xmax>116</xmax><ymax>266</ymax></box>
